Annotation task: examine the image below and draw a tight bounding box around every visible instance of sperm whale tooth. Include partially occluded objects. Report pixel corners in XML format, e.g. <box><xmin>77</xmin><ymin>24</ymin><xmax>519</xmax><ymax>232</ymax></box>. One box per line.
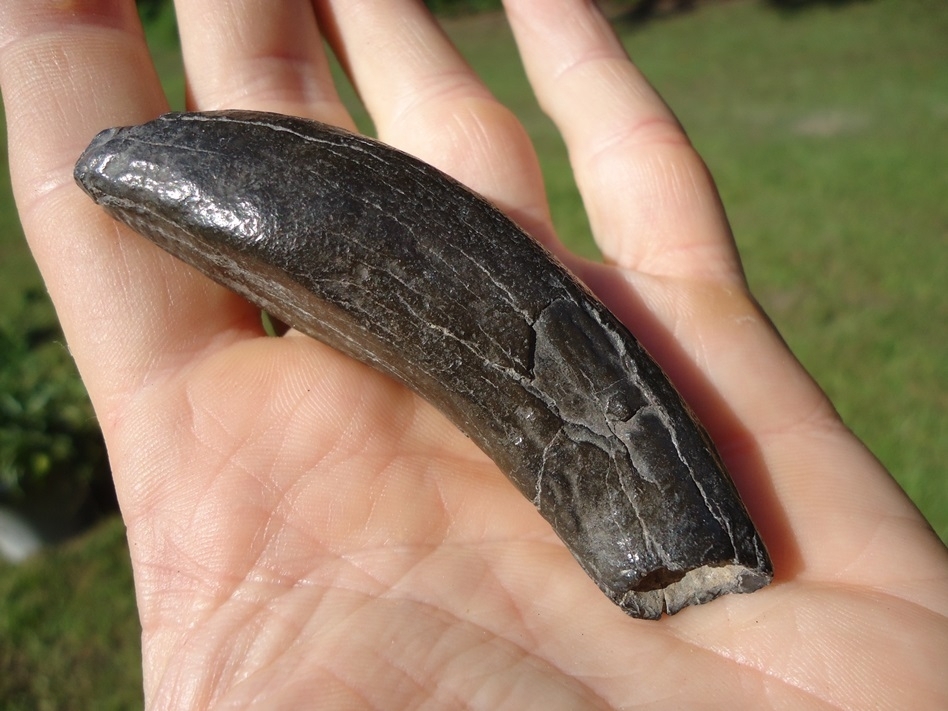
<box><xmin>75</xmin><ymin>110</ymin><xmax>773</xmax><ymax>619</ymax></box>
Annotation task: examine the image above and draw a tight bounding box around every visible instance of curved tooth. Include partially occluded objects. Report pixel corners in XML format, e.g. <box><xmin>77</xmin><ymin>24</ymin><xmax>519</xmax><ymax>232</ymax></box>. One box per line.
<box><xmin>74</xmin><ymin>110</ymin><xmax>772</xmax><ymax>619</ymax></box>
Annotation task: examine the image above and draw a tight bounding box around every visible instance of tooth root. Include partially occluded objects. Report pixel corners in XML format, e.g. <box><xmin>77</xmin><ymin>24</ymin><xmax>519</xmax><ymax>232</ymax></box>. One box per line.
<box><xmin>74</xmin><ymin>110</ymin><xmax>773</xmax><ymax>619</ymax></box>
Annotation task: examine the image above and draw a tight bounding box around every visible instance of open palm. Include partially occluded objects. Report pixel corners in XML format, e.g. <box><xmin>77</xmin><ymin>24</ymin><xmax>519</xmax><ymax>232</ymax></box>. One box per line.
<box><xmin>1</xmin><ymin>0</ymin><xmax>945</xmax><ymax>708</ymax></box>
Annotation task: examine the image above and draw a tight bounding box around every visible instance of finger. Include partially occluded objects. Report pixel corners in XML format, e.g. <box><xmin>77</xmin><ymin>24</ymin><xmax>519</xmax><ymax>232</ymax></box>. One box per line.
<box><xmin>316</xmin><ymin>0</ymin><xmax>560</xmax><ymax>249</ymax></box>
<box><xmin>0</xmin><ymin>1</ymin><xmax>262</xmax><ymax>415</ymax></box>
<box><xmin>174</xmin><ymin>0</ymin><xmax>352</xmax><ymax>127</ymax></box>
<box><xmin>501</xmin><ymin>1</ymin><xmax>821</xmax><ymax>457</ymax></box>
<box><xmin>499</xmin><ymin>1</ymin><xmax>824</xmax><ymax>426</ymax></box>
<box><xmin>503</xmin><ymin>3</ymin><xmax>945</xmax><ymax>595</ymax></box>
<box><xmin>504</xmin><ymin>0</ymin><xmax>742</xmax><ymax>282</ymax></box>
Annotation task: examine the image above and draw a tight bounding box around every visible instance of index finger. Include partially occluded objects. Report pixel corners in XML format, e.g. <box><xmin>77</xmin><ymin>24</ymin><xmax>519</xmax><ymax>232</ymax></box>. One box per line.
<box><xmin>0</xmin><ymin>1</ymin><xmax>262</xmax><ymax>413</ymax></box>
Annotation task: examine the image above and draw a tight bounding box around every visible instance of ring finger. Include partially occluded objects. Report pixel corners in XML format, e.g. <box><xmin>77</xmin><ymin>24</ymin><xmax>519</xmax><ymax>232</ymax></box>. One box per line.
<box><xmin>316</xmin><ymin>0</ymin><xmax>559</xmax><ymax>249</ymax></box>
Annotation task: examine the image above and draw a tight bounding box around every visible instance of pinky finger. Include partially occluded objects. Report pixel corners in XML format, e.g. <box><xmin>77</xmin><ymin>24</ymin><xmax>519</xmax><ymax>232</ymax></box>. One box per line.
<box><xmin>505</xmin><ymin>0</ymin><xmax>743</xmax><ymax>284</ymax></box>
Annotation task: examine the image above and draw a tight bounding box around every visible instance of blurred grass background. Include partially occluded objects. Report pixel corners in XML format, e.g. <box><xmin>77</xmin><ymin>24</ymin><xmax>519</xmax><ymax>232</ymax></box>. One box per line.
<box><xmin>1</xmin><ymin>0</ymin><xmax>945</xmax><ymax>706</ymax></box>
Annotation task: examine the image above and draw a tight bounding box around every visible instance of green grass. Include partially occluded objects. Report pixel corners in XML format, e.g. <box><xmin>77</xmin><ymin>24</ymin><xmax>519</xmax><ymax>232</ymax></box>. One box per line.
<box><xmin>621</xmin><ymin>0</ymin><xmax>948</xmax><ymax>533</ymax></box>
<box><xmin>0</xmin><ymin>517</ymin><xmax>142</xmax><ymax>710</ymax></box>
<box><xmin>0</xmin><ymin>0</ymin><xmax>945</xmax><ymax>706</ymax></box>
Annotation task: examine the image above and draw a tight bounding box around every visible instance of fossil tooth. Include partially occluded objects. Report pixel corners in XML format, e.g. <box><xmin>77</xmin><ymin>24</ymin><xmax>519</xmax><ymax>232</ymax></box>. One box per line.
<box><xmin>74</xmin><ymin>110</ymin><xmax>773</xmax><ymax>619</ymax></box>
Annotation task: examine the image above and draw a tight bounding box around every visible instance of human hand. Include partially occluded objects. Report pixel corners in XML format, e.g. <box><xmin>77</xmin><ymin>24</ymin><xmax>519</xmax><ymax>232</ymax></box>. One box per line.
<box><xmin>1</xmin><ymin>1</ymin><xmax>945</xmax><ymax>708</ymax></box>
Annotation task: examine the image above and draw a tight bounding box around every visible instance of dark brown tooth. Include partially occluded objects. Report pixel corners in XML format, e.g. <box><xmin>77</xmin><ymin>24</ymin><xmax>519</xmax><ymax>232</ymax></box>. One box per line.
<box><xmin>75</xmin><ymin>110</ymin><xmax>773</xmax><ymax>619</ymax></box>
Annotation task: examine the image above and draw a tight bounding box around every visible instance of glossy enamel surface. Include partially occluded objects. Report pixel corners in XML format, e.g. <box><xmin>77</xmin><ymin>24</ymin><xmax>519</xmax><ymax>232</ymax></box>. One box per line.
<box><xmin>75</xmin><ymin>111</ymin><xmax>772</xmax><ymax>618</ymax></box>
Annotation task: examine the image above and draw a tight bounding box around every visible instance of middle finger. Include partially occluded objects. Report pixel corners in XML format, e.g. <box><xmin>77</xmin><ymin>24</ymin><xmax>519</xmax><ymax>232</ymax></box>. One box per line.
<box><xmin>175</xmin><ymin>0</ymin><xmax>352</xmax><ymax>127</ymax></box>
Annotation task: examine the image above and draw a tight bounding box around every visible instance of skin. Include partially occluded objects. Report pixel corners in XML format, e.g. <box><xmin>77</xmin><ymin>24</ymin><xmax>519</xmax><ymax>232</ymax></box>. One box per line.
<box><xmin>0</xmin><ymin>0</ymin><xmax>945</xmax><ymax>708</ymax></box>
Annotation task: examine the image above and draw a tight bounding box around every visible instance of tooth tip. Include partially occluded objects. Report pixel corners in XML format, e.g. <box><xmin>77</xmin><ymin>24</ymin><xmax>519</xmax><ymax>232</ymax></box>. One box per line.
<box><xmin>74</xmin><ymin>126</ymin><xmax>124</xmax><ymax>197</ymax></box>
